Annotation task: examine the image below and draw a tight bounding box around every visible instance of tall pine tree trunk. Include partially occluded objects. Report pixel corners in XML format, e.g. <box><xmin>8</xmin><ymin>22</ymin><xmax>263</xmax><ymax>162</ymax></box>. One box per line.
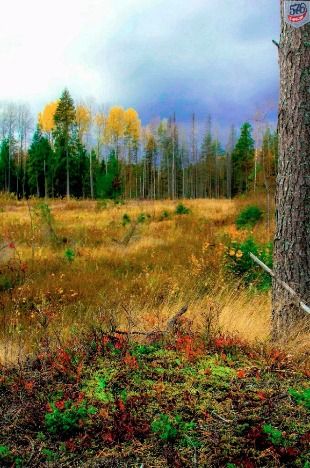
<box><xmin>44</xmin><ymin>159</ymin><xmax>48</xmax><ymax>199</ymax></box>
<box><xmin>66</xmin><ymin>144</ymin><xmax>70</xmax><ymax>199</ymax></box>
<box><xmin>90</xmin><ymin>153</ymin><xmax>94</xmax><ymax>199</ymax></box>
<box><xmin>272</xmin><ymin>1</ymin><xmax>310</xmax><ymax>339</ymax></box>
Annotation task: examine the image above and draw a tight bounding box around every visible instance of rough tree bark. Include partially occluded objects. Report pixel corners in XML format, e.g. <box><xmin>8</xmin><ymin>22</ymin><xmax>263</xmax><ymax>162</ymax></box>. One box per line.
<box><xmin>272</xmin><ymin>0</ymin><xmax>310</xmax><ymax>339</ymax></box>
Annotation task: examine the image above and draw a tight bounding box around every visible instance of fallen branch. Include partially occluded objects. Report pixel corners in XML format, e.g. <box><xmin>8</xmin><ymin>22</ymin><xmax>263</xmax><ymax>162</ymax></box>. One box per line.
<box><xmin>111</xmin><ymin>222</ymin><xmax>138</xmax><ymax>246</ymax></box>
<box><xmin>112</xmin><ymin>305</ymin><xmax>189</xmax><ymax>337</ymax></box>
<box><xmin>250</xmin><ymin>253</ymin><xmax>310</xmax><ymax>315</ymax></box>
<box><xmin>211</xmin><ymin>411</ymin><xmax>233</xmax><ymax>424</ymax></box>
<box><xmin>166</xmin><ymin>305</ymin><xmax>189</xmax><ymax>332</ymax></box>
<box><xmin>113</xmin><ymin>329</ymin><xmax>164</xmax><ymax>336</ymax></box>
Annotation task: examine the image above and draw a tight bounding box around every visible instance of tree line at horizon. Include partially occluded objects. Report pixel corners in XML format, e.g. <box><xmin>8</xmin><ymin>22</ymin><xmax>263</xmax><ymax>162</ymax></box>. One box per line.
<box><xmin>0</xmin><ymin>89</ymin><xmax>277</xmax><ymax>200</ymax></box>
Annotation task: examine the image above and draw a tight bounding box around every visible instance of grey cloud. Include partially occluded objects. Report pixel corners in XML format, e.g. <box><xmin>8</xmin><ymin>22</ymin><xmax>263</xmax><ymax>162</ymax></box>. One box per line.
<box><xmin>70</xmin><ymin>0</ymin><xmax>281</xmax><ymax>139</ymax></box>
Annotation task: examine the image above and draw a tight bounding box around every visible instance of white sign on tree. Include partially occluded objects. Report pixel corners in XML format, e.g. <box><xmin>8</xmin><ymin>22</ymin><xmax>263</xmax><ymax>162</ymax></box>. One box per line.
<box><xmin>284</xmin><ymin>1</ymin><xmax>310</xmax><ymax>27</ymax></box>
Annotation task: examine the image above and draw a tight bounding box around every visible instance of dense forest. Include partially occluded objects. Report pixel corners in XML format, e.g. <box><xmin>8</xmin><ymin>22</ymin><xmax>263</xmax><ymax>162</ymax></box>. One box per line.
<box><xmin>0</xmin><ymin>89</ymin><xmax>277</xmax><ymax>200</ymax></box>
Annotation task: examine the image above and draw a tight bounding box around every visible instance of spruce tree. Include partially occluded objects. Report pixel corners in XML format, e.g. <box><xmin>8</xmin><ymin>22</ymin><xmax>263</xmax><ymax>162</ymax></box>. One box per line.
<box><xmin>232</xmin><ymin>122</ymin><xmax>255</xmax><ymax>195</ymax></box>
<box><xmin>0</xmin><ymin>139</ymin><xmax>10</xmax><ymax>192</ymax></box>
<box><xmin>144</xmin><ymin>133</ymin><xmax>157</xmax><ymax>199</ymax></box>
<box><xmin>27</xmin><ymin>126</ymin><xmax>53</xmax><ymax>197</ymax></box>
<box><xmin>201</xmin><ymin>119</ymin><xmax>214</xmax><ymax>198</ymax></box>
<box><xmin>96</xmin><ymin>150</ymin><xmax>122</xmax><ymax>199</ymax></box>
<box><xmin>53</xmin><ymin>89</ymin><xmax>76</xmax><ymax>198</ymax></box>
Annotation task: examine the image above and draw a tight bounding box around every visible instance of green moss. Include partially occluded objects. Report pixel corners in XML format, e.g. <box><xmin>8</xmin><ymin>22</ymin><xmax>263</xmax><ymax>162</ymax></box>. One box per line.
<box><xmin>289</xmin><ymin>388</ymin><xmax>310</xmax><ymax>410</ymax></box>
<box><xmin>262</xmin><ymin>424</ymin><xmax>287</xmax><ymax>446</ymax></box>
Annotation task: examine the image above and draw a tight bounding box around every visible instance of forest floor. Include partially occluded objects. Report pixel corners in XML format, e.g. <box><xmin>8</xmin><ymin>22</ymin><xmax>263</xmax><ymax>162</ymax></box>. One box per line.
<box><xmin>0</xmin><ymin>331</ymin><xmax>309</xmax><ymax>467</ymax></box>
<box><xmin>0</xmin><ymin>195</ymin><xmax>309</xmax><ymax>466</ymax></box>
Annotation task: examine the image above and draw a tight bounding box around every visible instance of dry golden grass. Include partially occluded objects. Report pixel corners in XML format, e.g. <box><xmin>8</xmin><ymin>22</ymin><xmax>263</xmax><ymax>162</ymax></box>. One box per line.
<box><xmin>3</xmin><ymin>194</ymin><xmax>306</xmax><ymax>364</ymax></box>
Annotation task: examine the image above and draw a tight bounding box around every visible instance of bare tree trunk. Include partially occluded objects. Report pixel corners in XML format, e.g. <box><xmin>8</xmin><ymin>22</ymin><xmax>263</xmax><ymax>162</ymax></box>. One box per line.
<box><xmin>226</xmin><ymin>152</ymin><xmax>232</xmax><ymax>199</ymax></box>
<box><xmin>36</xmin><ymin>175</ymin><xmax>40</xmax><ymax>197</ymax></box>
<box><xmin>44</xmin><ymin>159</ymin><xmax>48</xmax><ymax>199</ymax></box>
<box><xmin>66</xmin><ymin>145</ymin><xmax>70</xmax><ymax>199</ymax></box>
<box><xmin>272</xmin><ymin>3</ymin><xmax>310</xmax><ymax>339</ymax></box>
<box><xmin>191</xmin><ymin>113</ymin><xmax>197</xmax><ymax>198</ymax></box>
<box><xmin>90</xmin><ymin>152</ymin><xmax>94</xmax><ymax>199</ymax></box>
<box><xmin>171</xmin><ymin>114</ymin><xmax>175</xmax><ymax>200</ymax></box>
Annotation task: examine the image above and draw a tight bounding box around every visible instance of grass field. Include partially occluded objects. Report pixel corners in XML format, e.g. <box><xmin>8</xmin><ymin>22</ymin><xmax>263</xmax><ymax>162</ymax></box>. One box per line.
<box><xmin>0</xmin><ymin>195</ymin><xmax>276</xmax><ymax>362</ymax></box>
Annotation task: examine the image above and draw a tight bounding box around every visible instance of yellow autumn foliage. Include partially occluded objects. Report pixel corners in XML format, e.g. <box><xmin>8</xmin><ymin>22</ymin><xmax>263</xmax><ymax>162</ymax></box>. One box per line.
<box><xmin>105</xmin><ymin>106</ymin><xmax>126</xmax><ymax>144</ymax></box>
<box><xmin>94</xmin><ymin>112</ymin><xmax>106</xmax><ymax>143</ymax></box>
<box><xmin>76</xmin><ymin>105</ymin><xmax>91</xmax><ymax>140</ymax></box>
<box><xmin>105</xmin><ymin>106</ymin><xmax>141</xmax><ymax>145</ymax></box>
<box><xmin>124</xmin><ymin>108</ymin><xmax>141</xmax><ymax>142</ymax></box>
<box><xmin>38</xmin><ymin>101</ymin><xmax>58</xmax><ymax>134</ymax></box>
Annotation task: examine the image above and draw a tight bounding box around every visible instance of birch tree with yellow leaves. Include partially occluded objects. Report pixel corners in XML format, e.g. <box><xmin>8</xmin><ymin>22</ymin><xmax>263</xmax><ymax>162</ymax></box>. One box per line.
<box><xmin>94</xmin><ymin>111</ymin><xmax>106</xmax><ymax>166</ymax></box>
<box><xmin>76</xmin><ymin>104</ymin><xmax>94</xmax><ymax>197</ymax></box>
<box><xmin>38</xmin><ymin>101</ymin><xmax>58</xmax><ymax>142</ymax></box>
<box><xmin>124</xmin><ymin>108</ymin><xmax>141</xmax><ymax>197</ymax></box>
<box><xmin>105</xmin><ymin>106</ymin><xmax>126</xmax><ymax>160</ymax></box>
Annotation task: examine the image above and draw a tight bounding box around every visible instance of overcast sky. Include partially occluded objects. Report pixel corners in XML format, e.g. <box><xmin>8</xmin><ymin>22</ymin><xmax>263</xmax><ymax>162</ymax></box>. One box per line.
<box><xmin>0</xmin><ymin>0</ymin><xmax>280</xmax><ymax>133</ymax></box>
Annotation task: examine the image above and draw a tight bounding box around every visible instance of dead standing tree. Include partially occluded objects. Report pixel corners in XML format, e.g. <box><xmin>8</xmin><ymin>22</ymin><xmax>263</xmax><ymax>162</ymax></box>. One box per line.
<box><xmin>272</xmin><ymin>1</ymin><xmax>310</xmax><ymax>339</ymax></box>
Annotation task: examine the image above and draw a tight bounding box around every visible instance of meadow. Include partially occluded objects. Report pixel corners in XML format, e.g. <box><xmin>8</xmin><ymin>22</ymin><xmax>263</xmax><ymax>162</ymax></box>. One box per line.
<box><xmin>0</xmin><ymin>196</ymin><xmax>309</xmax><ymax>467</ymax></box>
<box><xmin>0</xmin><ymin>195</ymin><xmax>275</xmax><ymax>362</ymax></box>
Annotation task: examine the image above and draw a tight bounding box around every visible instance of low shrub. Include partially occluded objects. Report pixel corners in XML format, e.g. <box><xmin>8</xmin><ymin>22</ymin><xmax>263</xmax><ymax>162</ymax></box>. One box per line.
<box><xmin>41</xmin><ymin>449</ymin><xmax>59</xmax><ymax>462</ymax></box>
<box><xmin>64</xmin><ymin>248</ymin><xmax>75</xmax><ymax>262</ymax></box>
<box><xmin>131</xmin><ymin>343</ymin><xmax>160</xmax><ymax>356</ymax></box>
<box><xmin>122</xmin><ymin>213</ymin><xmax>131</xmax><ymax>226</ymax></box>
<box><xmin>45</xmin><ymin>399</ymin><xmax>97</xmax><ymax>435</ymax></box>
<box><xmin>151</xmin><ymin>413</ymin><xmax>196</xmax><ymax>445</ymax></box>
<box><xmin>262</xmin><ymin>424</ymin><xmax>286</xmax><ymax>446</ymax></box>
<box><xmin>224</xmin><ymin>237</ymin><xmax>273</xmax><ymax>291</ymax></box>
<box><xmin>137</xmin><ymin>212</ymin><xmax>151</xmax><ymax>224</ymax></box>
<box><xmin>0</xmin><ymin>445</ymin><xmax>12</xmax><ymax>463</ymax></box>
<box><xmin>289</xmin><ymin>388</ymin><xmax>310</xmax><ymax>410</ymax></box>
<box><xmin>35</xmin><ymin>202</ymin><xmax>58</xmax><ymax>243</ymax></box>
<box><xmin>175</xmin><ymin>203</ymin><xmax>191</xmax><ymax>215</ymax></box>
<box><xmin>159</xmin><ymin>210</ymin><xmax>171</xmax><ymax>220</ymax></box>
<box><xmin>236</xmin><ymin>205</ymin><xmax>263</xmax><ymax>229</ymax></box>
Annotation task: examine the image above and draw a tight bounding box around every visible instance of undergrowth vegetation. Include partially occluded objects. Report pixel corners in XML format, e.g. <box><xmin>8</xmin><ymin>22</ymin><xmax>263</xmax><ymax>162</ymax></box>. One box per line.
<box><xmin>0</xmin><ymin>330</ymin><xmax>309</xmax><ymax>466</ymax></box>
<box><xmin>224</xmin><ymin>237</ymin><xmax>273</xmax><ymax>291</ymax></box>
<box><xmin>236</xmin><ymin>205</ymin><xmax>263</xmax><ymax>230</ymax></box>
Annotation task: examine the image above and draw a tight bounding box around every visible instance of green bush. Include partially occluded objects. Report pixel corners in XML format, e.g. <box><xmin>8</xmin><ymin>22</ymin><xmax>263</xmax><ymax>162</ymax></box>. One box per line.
<box><xmin>236</xmin><ymin>205</ymin><xmax>263</xmax><ymax>229</ymax></box>
<box><xmin>137</xmin><ymin>213</ymin><xmax>151</xmax><ymax>224</ymax></box>
<box><xmin>122</xmin><ymin>213</ymin><xmax>131</xmax><ymax>226</ymax></box>
<box><xmin>224</xmin><ymin>237</ymin><xmax>273</xmax><ymax>291</ymax></box>
<box><xmin>159</xmin><ymin>210</ymin><xmax>171</xmax><ymax>221</ymax></box>
<box><xmin>45</xmin><ymin>399</ymin><xmax>97</xmax><ymax>435</ymax></box>
<box><xmin>64</xmin><ymin>248</ymin><xmax>75</xmax><ymax>263</ymax></box>
<box><xmin>175</xmin><ymin>203</ymin><xmax>191</xmax><ymax>215</ymax></box>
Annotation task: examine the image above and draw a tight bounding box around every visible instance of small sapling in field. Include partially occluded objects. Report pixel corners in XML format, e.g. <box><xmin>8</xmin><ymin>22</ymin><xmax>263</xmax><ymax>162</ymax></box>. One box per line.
<box><xmin>175</xmin><ymin>203</ymin><xmax>191</xmax><ymax>215</ymax></box>
<box><xmin>235</xmin><ymin>205</ymin><xmax>263</xmax><ymax>230</ymax></box>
